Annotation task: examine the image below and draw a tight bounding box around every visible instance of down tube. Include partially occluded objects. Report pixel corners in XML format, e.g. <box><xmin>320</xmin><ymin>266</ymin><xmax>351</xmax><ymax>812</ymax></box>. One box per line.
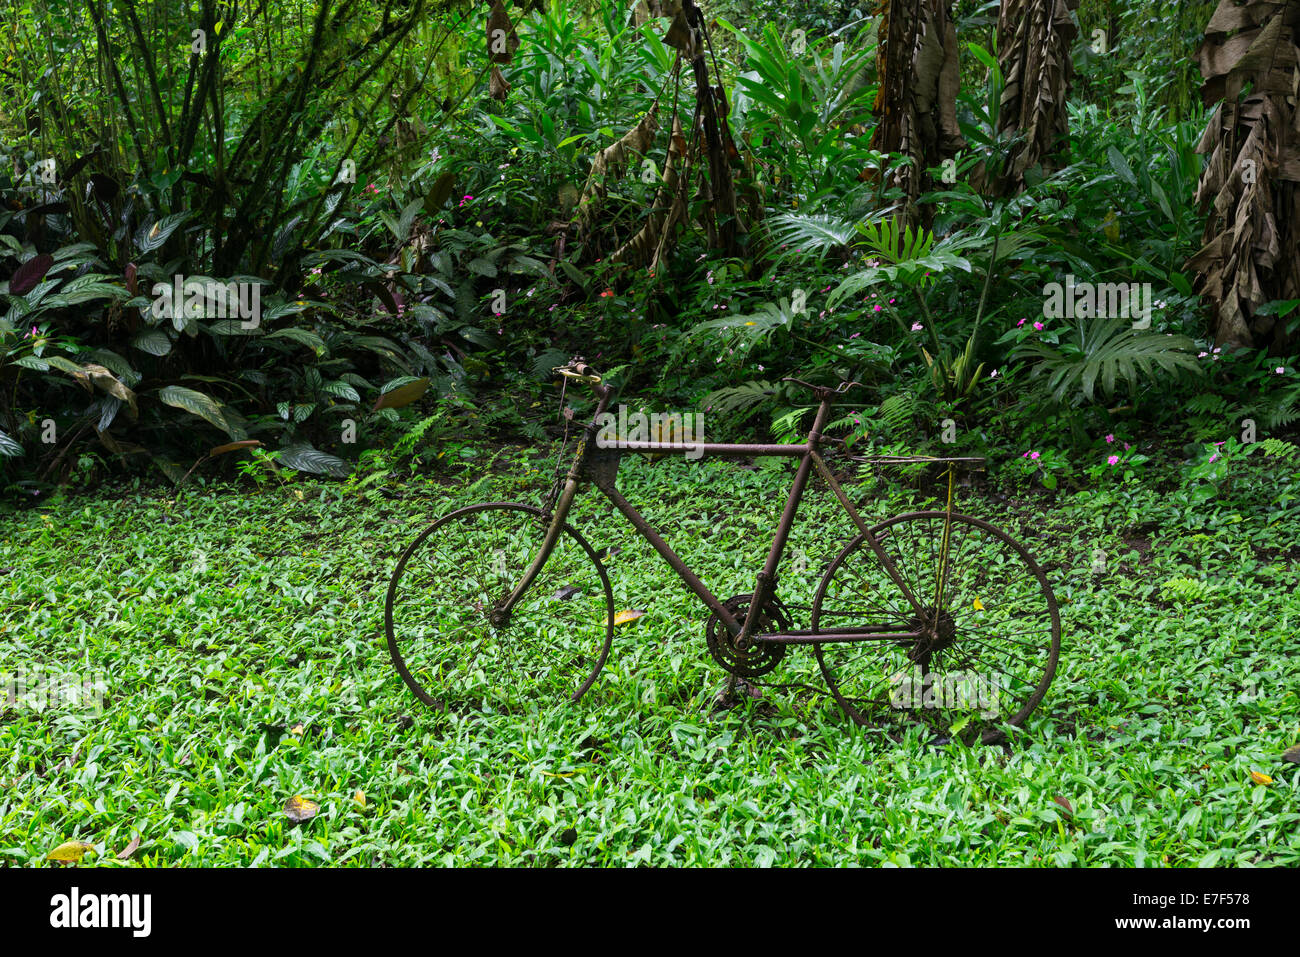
<box><xmin>596</xmin><ymin>483</ymin><xmax>743</xmax><ymax>634</ymax></box>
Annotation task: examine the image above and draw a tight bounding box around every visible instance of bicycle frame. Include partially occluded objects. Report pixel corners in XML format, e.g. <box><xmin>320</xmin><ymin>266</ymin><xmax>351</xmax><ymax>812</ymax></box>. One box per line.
<box><xmin>499</xmin><ymin>380</ymin><xmax>941</xmax><ymax>649</ymax></box>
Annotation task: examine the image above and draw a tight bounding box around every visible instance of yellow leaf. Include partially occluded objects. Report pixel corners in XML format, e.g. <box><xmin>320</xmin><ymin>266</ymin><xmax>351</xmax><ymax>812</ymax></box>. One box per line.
<box><xmin>47</xmin><ymin>840</ymin><xmax>94</xmax><ymax>863</ymax></box>
<box><xmin>372</xmin><ymin>377</ymin><xmax>431</xmax><ymax>412</ymax></box>
<box><xmin>289</xmin><ymin>723</ymin><xmax>304</xmax><ymax>736</ymax></box>
<box><xmin>1102</xmin><ymin>209</ymin><xmax>1120</xmax><ymax>243</ymax></box>
<box><xmin>352</xmin><ymin>790</ymin><xmax>366</xmax><ymax>807</ymax></box>
<box><xmin>610</xmin><ymin>609</ymin><xmax>646</xmax><ymax>627</ymax></box>
<box><xmin>972</xmin><ymin>598</ymin><xmax>984</xmax><ymax>611</ymax></box>
<box><xmin>1250</xmin><ymin>771</ymin><xmax>1273</xmax><ymax>786</ymax></box>
<box><xmin>214</xmin><ymin>19</ymin><xmax>223</xmax><ymax>34</ymax></box>
<box><xmin>293</xmin><ymin>488</ymin><xmax>304</xmax><ymax>500</ymax></box>
<box><xmin>284</xmin><ymin>795</ymin><xmax>320</xmax><ymax>822</ymax></box>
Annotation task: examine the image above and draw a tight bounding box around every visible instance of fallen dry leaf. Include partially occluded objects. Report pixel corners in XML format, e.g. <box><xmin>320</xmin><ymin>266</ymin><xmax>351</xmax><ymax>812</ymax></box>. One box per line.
<box><xmin>1250</xmin><ymin>771</ymin><xmax>1273</xmax><ymax>786</ymax></box>
<box><xmin>117</xmin><ymin>835</ymin><xmax>141</xmax><ymax>860</ymax></box>
<box><xmin>1052</xmin><ymin>795</ymin><xmax>1074</xmax><ymax>815</ymax></box>
<box><xmin>610</xmin><ymin>609</ymin><xmax>646</xmax><ymax>627</ymax></box>
<box><xmin>1282</xmin><ymin>745</ymin><xmax>1300</xmax><ymax>765</ymax></box>
<box><xmin>47</xmin><ymin>840</ymin><xmax>95</xmax><ymax>864</ymax></box>
<box><xmin>284</xmin><ymin>795</ymin><xmax>320</xmax><ymax>822</ymax></box>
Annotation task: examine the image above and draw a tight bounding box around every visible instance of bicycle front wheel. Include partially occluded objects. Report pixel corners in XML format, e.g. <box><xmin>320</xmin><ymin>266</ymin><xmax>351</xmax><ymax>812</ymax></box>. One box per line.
<box><xmin>812</xmin><ymin>510</ymin><xmax>1060</xmax><ymax>744</ymax></box>
<box><xmin>385</xmin><ymin>502</ymin><xmax>614</xmax><ymax>713</ymax></box>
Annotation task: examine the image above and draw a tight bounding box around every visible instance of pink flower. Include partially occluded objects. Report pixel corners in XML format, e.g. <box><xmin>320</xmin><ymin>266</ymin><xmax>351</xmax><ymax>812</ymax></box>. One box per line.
<box><xmin>1107</xmin><ymin>455</ymin><xmax>1119</xmax><ymax>465</ymax></box>
<box><xmin>1023</xmin><ymin>451</ymin><xmax>1040</xmax><ymax>460</ymax></box>
<box><xmin>1105</xmin><ymin>434</ymin><xmax>1114</xmax><ymax>443</ymax></box>
<box><xmin>1277</xmin><ymin>367</ymin><xmax>1286</xmax><ymax>374</ymax></box>
<box><xmin>989</xmin><ymin>369</ymin><xmax>998</xmax><ymax>378</ymax></box>
<box><xmin>1209</xmin><ymin>454</ymin><xmax>1218</xmax><ymax>464</ymax></box>
<box><xmin>911</xmin><ymin>322</ymin><xmax>923</xmax><ymax>331</ymax></box>
<box><xmin>873</xmin><ymin>305</ymin><xmax>881</xmax><ymax>312</ymax></box>
<box><xmin>1033</xmin><ymin>321</ymin><xmax>1044</xmax><ymax>331</ymax></box>
<box><xmin>1017</xmin><ymin>318</ymin><xmax>1026</xmax><ymax>327</ymax></box>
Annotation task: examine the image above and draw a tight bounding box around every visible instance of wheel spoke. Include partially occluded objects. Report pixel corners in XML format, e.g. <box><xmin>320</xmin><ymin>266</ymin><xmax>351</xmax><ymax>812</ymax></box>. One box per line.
<box><xmin>815</xmin><ymin>512</ymin><xmax>1058</xmax><ymax>742</ymax></box>
<box><xmin>386</xmin><ymin>505</ymin><xmax>613</xmax><ymax>712</ymax></box>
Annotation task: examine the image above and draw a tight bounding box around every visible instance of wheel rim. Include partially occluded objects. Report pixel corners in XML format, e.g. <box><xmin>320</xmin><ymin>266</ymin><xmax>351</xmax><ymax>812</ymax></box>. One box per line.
<box><xmin>385</xmin><ymin>502</ymin><xmax>614</xmax><ymax>714</ymax></box>
<box><xmin>812</xmin><ymin>510</ymin><xmax>1060</xmax><ymax>744</ymax></box>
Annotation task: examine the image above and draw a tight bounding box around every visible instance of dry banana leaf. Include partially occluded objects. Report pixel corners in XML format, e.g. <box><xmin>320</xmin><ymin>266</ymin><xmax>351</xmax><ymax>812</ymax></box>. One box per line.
<box><xmin>575</xmin><ymin>108</ymin><xmax>660</xmax><ymax>243</ymax></box>
<box><xmin>486</xmin><ymin>0</ymin><xmax>520</xmax><ymax>65</ymax></box>
<box><xmin>868</xmin><ymin>0</ymin><xmax>966</xmax><ymax>223</ymax></box>
<box><xmin>1188</xmin><ymin>0</ymin><xmax>1300</xmax><ymax>353</ymax></box>
<box><xmin>993</xmin><ymin>0</ymin><xmax>1081</xmax><ymax>195</ymax></box>
<box><xmin>489</xmin><ymin>64</ymin><xmax>511</xmax><ymax>102</ymax></box>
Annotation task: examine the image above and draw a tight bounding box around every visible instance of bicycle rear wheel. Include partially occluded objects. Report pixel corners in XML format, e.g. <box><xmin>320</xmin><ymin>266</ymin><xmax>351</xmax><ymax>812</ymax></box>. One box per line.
<box><xmin>812</xmin><ymin>510</ymin><xmax>1060</xmax><ymax>744</ymax></box>
<box><xmin>385</xmin><ymin>502</ymin><xmax>614</xmax><ymax>713</ymax></box>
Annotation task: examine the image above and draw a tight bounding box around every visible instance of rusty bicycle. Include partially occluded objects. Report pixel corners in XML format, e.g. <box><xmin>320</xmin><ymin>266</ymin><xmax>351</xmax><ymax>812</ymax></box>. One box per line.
<box><xmin>385</xmin><ymin>356</ymin><xmax>1060</xmax><ymax>743</ymax></box>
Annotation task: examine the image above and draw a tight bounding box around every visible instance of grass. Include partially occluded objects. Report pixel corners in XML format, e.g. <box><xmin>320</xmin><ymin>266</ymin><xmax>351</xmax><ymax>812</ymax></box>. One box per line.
<box><xmin>1</xmin><ymin>444</ymin><xmax>1298</xmax><ymax>866</ymax></box>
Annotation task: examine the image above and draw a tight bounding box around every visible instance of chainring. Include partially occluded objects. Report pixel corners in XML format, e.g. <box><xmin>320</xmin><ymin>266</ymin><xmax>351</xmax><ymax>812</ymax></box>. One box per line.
<box><xmin>705</xmin><ymin>594</ymin><xmax>791</xmax><ymax>678</ymax></box>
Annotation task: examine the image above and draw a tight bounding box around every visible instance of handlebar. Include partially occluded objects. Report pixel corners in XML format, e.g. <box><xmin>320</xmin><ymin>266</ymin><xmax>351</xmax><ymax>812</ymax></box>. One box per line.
<box><xmin>554</xmin><ymin>356</ymin><xmax>602</xmax><ymax>385</ymax></box>
<box><xmin>781</xmin><ymin>376</ymin><xmax>865</xmax><ymax>398</ymax></box>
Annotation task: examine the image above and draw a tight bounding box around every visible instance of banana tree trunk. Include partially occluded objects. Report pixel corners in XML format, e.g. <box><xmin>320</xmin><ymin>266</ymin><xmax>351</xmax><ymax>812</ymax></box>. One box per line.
<box><xmin>994</xmin><ymin>0</ymin><xmax>1081</xmax><ymax>195</ymax></box>
<box><xmin>868</xmin><ymin>0</ymin><xmax>966</xmax><ymax>225</ymax></box>
<box><xmin>1187</xmin><ymin>0</ymin><xmax>1300</xmax><ymax>354</ymax></box>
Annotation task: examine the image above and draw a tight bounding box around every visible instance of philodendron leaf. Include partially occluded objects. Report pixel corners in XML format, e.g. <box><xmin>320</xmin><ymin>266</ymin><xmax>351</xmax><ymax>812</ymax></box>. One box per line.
<box><xmin>372</xmin><ymin>376</ymin><xmax>430</xmax><ymax>411</ymax></box>
<box><xmin>0</xmin><ymin>429</ymin><xmax>23</xmax><ymax>457</ymax></box>
<box><xmin>131</xmin><ymin>329</ymin><xmax>172</xmax><ymax>356</ymax></box>
<box><xmin>276</xmin><ymin>444</ymin><xmax>352</xmax><ymax>477</ymax></box>
<box><xmin>157</xmin><ymin>385</ymin><xmax>234</xmax><ymax>436</ymax></box>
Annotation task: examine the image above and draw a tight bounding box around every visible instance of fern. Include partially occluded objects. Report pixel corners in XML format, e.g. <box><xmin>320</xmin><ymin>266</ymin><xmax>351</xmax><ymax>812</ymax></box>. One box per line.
<box><xmin>688</xmin><ymin>300</ymin><xmax>796</xmax><ymax>351</ymax></box>
<box><xmin>1184</xmin><ymin>394</ymin><xmax>1228</xmax><ymax>415</ymax></box>
<box><xmin>530</xmin><ymin>348</ymin><xmax>572</xmax><ymax>380</ymax></box>
<box><xmin>1258</xmin><ymin>438</ymin><xmax>1299</xmax><ymax>460</ymax></box>
<box><xmin>1160</xmin><ymin>577</ymin><xmax>1213</xmax><ymax>603</ymax></box>
<box><xmin>875</xmin><ymin>393</ymin><xmax>917</xmax><ymax>436</ymax></box>
<box><xmin>1261</xmin><ymin>383</ymin><xmax>1300</xmax><ymax>429</ymax></box>
<box><xmin>701</xmin><ymin>379</ymin><xmax>777</xmax><ymax>415</ymax></box>
<box><xmin>1012</xmin><ymin>318</ymin><xmax>1201</xmax><ymax>405</ymax></box>
<box><xmin>390</xmin><ymin>413</ymin><xmax>455</xmax><ymax>463</ymax></box>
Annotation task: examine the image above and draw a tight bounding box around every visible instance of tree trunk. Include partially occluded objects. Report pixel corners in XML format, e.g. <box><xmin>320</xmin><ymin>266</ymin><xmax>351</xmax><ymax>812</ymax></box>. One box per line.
<box><xmin>993</xmin><ymin>0</ymin><xmax>1081</xmax><ymax>195</ymax></box>
<box><xmin>1187</xmin><ymin>0</ymin><xmax>1300</xmax><ymax>354</ymax></box>
<box><xmin>868</xmin><ymin>0</ymin><xmax>965</xmax><ymax>226</ymax></box>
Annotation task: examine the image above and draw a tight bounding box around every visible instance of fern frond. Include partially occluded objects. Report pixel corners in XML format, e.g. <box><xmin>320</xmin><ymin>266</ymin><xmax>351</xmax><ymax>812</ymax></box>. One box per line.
<box><xmin>1160</xmin><ymin>577</ymin><xmax>1213</xmax><ymax>603</ymax></box>
<box><xmin>688</xmin><ymin>300</ymin><xmax>795</xmax><ymax>351</ymax></box>
<box><xmin>702</xmin><ymin>379</ymin><xmax>777</xmax><ymax>415</ymax></box>
<box><xmin>1185</xmin><ymin>394</ymin><xmax>1228</xmax><ymax>415</ymax></box>
<box><xmin>766</xmin><ymin>212</ymin><xmax>861</xmax><ymax>259</ymax></box>
<box><xmin>1259</xmin><ymin>438</ymin><xmax>1299</xmax><ymax>459</ymax></box>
